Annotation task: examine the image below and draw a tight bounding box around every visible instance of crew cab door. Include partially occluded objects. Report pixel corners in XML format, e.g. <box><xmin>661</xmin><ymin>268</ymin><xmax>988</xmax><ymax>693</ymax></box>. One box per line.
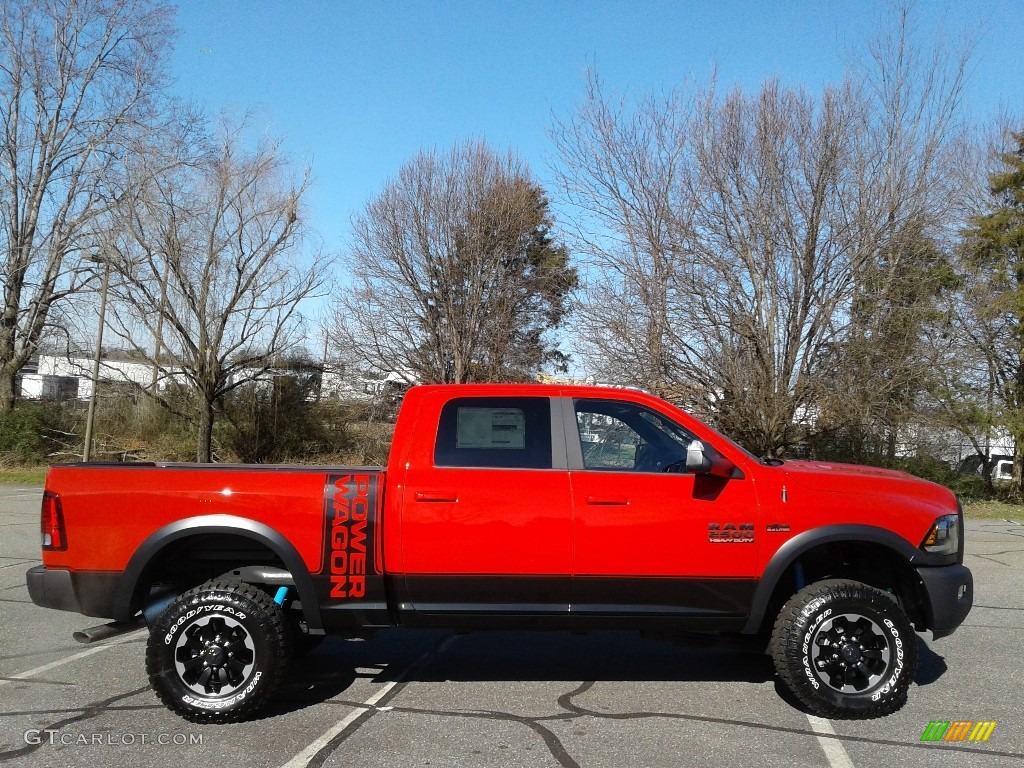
<box><xmin>567</xmin><ymin>397</ymin><xmax>759</xmax><ymax>623</ymax></box>
<box><xmin>398</xmin><ymin>394</ymin><xmax>572</xmax><ymax>616</ymax></box>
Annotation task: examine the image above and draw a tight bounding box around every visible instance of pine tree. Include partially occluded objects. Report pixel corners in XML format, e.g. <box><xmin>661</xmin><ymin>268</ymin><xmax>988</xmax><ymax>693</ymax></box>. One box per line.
<box><xmin>963</xmin><ymin>130</ymin><xmax>1024</xmax><ymax>493</ymax></box>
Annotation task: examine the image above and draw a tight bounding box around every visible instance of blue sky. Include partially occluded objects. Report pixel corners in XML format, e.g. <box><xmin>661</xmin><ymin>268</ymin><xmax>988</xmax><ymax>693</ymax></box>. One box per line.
<box><xmin>168</xmin><ymin>0</ymin><xmax>1023</xmax><ymax>257</ymax></box>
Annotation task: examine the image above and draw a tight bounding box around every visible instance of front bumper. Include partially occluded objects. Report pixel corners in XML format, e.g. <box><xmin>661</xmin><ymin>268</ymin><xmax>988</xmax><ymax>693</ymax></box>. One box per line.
<box><xmin>916</xmin><ymin>563</ymin><xmax>973</xmax><ymax>639</ymax></box>
<box><xmin>26</xmin><ymin>566</ymin><xmax>120</xmax><ymax>619</ymax></box>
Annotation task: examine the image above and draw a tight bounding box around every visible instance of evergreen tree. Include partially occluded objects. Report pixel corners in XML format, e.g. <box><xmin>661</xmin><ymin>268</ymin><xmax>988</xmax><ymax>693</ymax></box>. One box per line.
<box><xmin>962</xmin><ymin>130</ymin><xmax>1024</xmax><ymax>493</ymax></box>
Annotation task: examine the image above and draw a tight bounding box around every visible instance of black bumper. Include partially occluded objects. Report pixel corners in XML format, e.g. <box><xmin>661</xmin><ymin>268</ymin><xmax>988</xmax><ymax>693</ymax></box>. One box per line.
<box><xmin>26</xmin><ymin>566</ymin><xmax>121</xmax><ymax>619</ymax></box>
<box><xmin>916</xmin><ymin>563</ymin><xmax>973</xmax><ymax>640</ymax></box>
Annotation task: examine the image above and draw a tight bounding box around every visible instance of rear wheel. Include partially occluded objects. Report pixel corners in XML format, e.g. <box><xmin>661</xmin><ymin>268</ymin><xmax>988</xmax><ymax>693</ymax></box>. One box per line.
<box><xmin>146</xmin><ymin>580</ymin><xmax>290</xmax><ymax>723</ymax></box>
<box><xmin>771</xmin><ymin>579</ymin><xmax>916</xmax><ymax>719</ymax></box>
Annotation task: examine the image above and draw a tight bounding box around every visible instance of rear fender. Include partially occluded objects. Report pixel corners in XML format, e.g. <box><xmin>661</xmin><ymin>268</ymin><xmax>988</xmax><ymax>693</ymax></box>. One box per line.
<box><xmin>113</xmin><ymin>514</ymin><xmax>323</xmax><ymax>632</ymax></box>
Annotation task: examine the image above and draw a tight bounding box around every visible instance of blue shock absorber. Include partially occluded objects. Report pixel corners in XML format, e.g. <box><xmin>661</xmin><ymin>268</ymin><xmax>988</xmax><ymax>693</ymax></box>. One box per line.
<box><xmin>794</xmin><ymin>561</ymin><xmax>806</xmax><ymax>590</ymax></box>
<box><xmin>273</xmin><ymin>586</ymin><xmax>289</xmax><ymax>605</ymax></box>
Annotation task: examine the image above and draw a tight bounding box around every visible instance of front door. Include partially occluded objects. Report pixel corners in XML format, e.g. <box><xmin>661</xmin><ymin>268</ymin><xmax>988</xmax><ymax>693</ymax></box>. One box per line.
<box><xmin>568</xmin><ymin>397</ymin><xmax>760</xmax><ymax>624</ymax></box>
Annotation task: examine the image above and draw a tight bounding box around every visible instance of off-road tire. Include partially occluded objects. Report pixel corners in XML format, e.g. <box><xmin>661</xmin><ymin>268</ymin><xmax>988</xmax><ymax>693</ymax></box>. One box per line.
<box><xmin>771</xmin><ymin>579</ymin><xmax>916</xmax><ymax>719</ymax></box>
<box><xmin>146</xmin><ymin>580</ymin><xmax>291</xmax><ymax>723</ymax></box>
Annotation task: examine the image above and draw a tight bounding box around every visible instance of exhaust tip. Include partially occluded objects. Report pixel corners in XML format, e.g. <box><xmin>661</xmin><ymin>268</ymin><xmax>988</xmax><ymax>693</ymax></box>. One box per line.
<box><xmin>73</xmin><ymin>617</ymin><xmax>145</xmax><ymax>644</ymax></box>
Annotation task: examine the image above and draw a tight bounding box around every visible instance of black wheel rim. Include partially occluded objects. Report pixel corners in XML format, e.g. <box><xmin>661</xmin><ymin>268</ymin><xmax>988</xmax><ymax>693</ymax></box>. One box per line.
<box><xmin>174</xmin><ymin>614</ymin><xmax>256</xmax><ymax>697</ymax></box>
<box><xmin>809</xmin><ymin>612</ymin><xmax>892</xmax><ymax>693</ymax></box>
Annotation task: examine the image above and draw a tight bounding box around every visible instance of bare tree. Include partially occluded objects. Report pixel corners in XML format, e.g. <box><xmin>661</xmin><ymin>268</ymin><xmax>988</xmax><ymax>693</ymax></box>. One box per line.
<box><xmin>104</xmin><ymin>120</ymin><xmax>330</xmax><ymax>462</ymax></box>
<box><xmin>819</xmin><ymin>7</ymin><xmax>972</xmax><ymax>460</ymax></box>
<box><xmin>552</xmin><ymin>77</ymin><xmax>696</xmax><ymax>401</ymax></box>
<box><xmin>0</xmin><ymin>0</ymin><xmax>174</xmax><ymax>411</ymax></box>
<box><xmin>334</xmin><ymin>140</ymin><xmax>576</xmax><ymax>384</ymax></box>
<box><xmin>552</xmin><ymin>9</ymin><xmax>968</xmax><ymax>456</ymax></box>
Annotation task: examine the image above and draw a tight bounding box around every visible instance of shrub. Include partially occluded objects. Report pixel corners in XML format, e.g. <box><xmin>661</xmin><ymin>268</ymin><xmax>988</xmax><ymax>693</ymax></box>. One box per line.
<box><xmin>893</xmin><ymin>455</ymin><xmax>993</xmax><ymax>502</ymax></box>
<box><xmin>0</xmin><ymin>404</ymin><xmax>61</xmax><ymax>465</ymax></box>
<box><xmin>220</xmin><ymin>380</ymin><xmax>356</xmax><ymax>464</ymax></box>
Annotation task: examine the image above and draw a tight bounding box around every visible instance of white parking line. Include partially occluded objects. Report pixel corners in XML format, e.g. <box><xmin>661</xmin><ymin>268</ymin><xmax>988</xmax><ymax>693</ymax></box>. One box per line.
<box><xmin>806</xmin><ymin>715</ymin><xmax>855</xmax><ymax>768</ymax></box>
<box><xmin>280</xmin><ymin>635</ymin><xmax>459</xmax><ymax>768</ymax></box>
<box><xmin>0</xmin><ymin>630</ymin><xmax>144</xmax><ymax>687</ymax></box>
<box><xmin>279</xmin><ymin>681</ymin><xmax>399</xmax><ymax>768</ymax></box>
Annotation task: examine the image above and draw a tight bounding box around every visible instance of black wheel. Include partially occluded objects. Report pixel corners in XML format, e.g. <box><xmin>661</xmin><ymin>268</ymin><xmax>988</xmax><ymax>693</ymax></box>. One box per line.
<box><xmin>771</xmin><ymin>579</ymin><xmax>917</xmax><ymax>719</ymax></box>
<box><xmin>146</xmin><ymin>580</ymin><xmax>291</xmax><ymax>723</ymax></box>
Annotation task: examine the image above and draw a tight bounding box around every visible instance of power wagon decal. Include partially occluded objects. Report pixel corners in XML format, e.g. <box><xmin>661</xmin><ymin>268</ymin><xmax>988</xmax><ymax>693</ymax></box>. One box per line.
<box><xmin>316</xmin><ymin>473</ymin><xmax>386</xmax><ymax>614</ymax></box>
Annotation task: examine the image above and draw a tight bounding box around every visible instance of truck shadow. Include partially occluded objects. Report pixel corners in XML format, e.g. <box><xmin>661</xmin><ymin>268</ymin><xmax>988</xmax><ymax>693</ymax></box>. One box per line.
<box><xmin>268</xmin><ymin>630</ymin><xmax>949</xmax><ymax>718</ymax></box>
<box><xmin>914</xmin><ymin>639</ymin><xmax>948</xmax><ymax>686</ymax></box>
<box><xmin>268</xmin><ymin>628</ymin><xmax>777</xmax><ymax>717</ymax></box>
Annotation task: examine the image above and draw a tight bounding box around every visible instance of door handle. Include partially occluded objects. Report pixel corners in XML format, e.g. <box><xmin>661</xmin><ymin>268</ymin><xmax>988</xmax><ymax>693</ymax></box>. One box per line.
<box><xmin>415</xmin><ymin>491</ymin><xmax>458</xmax><ymax>503</ymax></box>
<box><xmin>586</xmin><ymin>496</ymin><xmax>629</xmax><ymax>506</ymax></box>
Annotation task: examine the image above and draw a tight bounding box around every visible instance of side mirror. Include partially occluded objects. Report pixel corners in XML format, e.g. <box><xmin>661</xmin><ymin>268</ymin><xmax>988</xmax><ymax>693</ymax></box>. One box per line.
<box><xmin>686</xmin><ymin>440</ymin><xmax>712</xmax><ymax>473</ymax></box>
<box><xmin>685</xmin><ymin>439</ymin><xmax>740</xmax><ymax>478</ymax></box>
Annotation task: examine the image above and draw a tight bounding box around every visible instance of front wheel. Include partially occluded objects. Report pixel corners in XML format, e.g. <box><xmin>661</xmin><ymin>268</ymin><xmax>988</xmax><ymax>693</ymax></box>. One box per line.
<box><xmin>771</xmin><ymin>579</ymin><xmax>917</xmax><ymax>719</ymax></box>
<box><xmin>146</xmin><ymin>580</ymin><xmax>291</xmax><ymax>723</ymax></box>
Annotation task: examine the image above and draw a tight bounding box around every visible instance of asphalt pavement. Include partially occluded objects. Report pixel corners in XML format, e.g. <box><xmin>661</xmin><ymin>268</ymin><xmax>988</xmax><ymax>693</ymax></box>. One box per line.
<box><xmin>0</xmin><ymin>485</ymin><xmax>1021</xmax><ymax>768</ymax></box>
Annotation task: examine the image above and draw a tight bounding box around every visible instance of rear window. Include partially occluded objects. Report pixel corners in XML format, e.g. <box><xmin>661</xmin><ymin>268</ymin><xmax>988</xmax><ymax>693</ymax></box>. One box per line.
<box><xmin>434</xmin><ymin>397</ymin><xmax>552</xmax><ymax>469</ymax></box>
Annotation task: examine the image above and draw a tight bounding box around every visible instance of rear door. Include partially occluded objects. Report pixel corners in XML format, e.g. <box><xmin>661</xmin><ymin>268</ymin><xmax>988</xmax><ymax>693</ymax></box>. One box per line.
<box><xmin>567</xmin><ymin>396</ymin><xmax>760</xmax><ymax>625</ymax></box>
<box><xmin>399</xmin><ymin>394</ymin><xmax>573</xmax><ymax>616</ymax></box>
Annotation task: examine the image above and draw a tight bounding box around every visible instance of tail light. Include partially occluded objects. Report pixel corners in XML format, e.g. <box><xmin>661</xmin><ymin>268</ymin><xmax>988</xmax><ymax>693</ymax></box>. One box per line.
<box><xmin>41</xmin><ymin>492</ymin><xmax>67</xmax><ymax>551</ymax></box>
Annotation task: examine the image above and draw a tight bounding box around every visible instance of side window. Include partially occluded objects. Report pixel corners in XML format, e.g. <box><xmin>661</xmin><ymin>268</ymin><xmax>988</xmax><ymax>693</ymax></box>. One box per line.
<box><xmin>576</xmin><ymin>412</ymin><xmax>641</xmax><ymax>469</ymax></box>
<box><xmin>575</xmin><ymin>399</ymin><xmax>695</xmax><ymax>472</ymax></box>
<box><xmin>434</xmin><ymin>397</ymin><xmax>552</xmax><ymax>469</ymax></box>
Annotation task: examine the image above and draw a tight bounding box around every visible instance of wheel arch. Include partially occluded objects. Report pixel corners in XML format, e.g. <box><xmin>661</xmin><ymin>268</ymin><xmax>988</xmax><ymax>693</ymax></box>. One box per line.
<box><xmin>743</xmin><ymin>525</ymin><xmax>928</xmax><ymax>635</ymax></box>
<box><xmin>113</xmin><ymin>514</ymin><xmax>322</xmax><ymax>632</ymax></box>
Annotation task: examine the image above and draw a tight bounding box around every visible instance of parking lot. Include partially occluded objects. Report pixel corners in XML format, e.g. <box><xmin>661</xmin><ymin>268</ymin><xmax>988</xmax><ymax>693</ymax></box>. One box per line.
<box><xmin>1</xmin><ymin>484</ymin><xmax>1021</xmax><ymax>767</ymax></box>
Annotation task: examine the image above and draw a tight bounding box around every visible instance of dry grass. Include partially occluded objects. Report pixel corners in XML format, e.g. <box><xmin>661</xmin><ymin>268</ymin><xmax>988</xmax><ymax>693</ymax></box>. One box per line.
<box><xmin>0</xmin><ymin>467</ymin><xmax>48</xmax><ymax>485</ymax></box>
<box><xmin>962</xmin><ymin>500</ymin><xmax>1024</xmax><ymax>521</ymax></box>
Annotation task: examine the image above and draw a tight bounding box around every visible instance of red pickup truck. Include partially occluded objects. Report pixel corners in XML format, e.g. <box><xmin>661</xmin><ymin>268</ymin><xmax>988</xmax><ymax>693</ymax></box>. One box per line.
<box><xmin>27</xmin><ymin>384</ymin><xmax>972</xmax><ymax>722</ymax></box>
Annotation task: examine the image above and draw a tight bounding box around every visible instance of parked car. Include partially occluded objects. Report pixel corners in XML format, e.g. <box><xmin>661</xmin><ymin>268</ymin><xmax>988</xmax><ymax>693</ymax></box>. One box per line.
<box><xmin>956</xmin><ymin>453</ymin><xmax>1012</xmax><ymax>478</ymax></box>
<box><xmin>991</xmin><ymin>459</ymin><xmax>1015</xmax><ymax>485</ymax></box>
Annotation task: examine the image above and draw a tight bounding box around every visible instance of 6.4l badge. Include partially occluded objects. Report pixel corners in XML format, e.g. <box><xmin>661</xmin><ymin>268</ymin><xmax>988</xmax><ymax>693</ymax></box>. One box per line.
<box><xmin>708</xmin><ymin>522</ymin><xmax>755</xmax><ymax>543</ymax></box>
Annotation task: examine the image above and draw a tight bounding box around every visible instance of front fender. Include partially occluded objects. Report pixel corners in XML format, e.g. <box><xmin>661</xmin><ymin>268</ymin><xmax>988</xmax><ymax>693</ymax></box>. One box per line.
<box><xmin>741</xmin><ymin>524</ymin><xmax>925</xmax><ymax>634</ymax></box>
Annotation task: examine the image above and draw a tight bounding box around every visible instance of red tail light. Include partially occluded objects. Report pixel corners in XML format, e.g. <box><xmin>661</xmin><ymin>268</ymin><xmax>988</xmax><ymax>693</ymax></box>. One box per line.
<box><xmin>41</xmin><ymin>492</ymin><xmax>67</xmax><ymax>551</ymax></box>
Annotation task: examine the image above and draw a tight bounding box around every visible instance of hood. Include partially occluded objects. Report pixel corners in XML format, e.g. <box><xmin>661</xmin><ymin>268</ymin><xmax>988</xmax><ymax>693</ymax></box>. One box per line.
<box><xmin>783</xmin><ymin>461</ymin><xmax>913</xmax><ymax>487</ymax></box>
<box><xmin>781</xmin><ymin>460</ymin><xmax>956</xmax><ymax>510</ymax></box>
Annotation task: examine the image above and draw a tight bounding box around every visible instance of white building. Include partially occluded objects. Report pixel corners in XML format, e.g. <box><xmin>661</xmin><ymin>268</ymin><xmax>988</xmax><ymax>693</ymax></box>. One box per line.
<box><xmin>19</xmin><ymin>355</ymin><xmax>415</xmax><ymax>405</ymax></box>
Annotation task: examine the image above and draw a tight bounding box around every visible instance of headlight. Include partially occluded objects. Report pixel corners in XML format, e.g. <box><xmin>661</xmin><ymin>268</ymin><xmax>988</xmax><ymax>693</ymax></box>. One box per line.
<box><xmin>921</xmin><ymin>514</ymin><xmax>960</xmax><ymax>556</ymax></box>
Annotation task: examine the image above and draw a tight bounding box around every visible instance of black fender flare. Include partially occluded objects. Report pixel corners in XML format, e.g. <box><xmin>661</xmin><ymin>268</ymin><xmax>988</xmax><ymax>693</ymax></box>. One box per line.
<box><xmin>112</xmin><ymin>514</ymin><xmax>322</xmax><ymax>632</ymax></box>
<box><xmin>742</xmin><ymin>524</ymin><xmax>925</xmax><ymax>634</ymax></box>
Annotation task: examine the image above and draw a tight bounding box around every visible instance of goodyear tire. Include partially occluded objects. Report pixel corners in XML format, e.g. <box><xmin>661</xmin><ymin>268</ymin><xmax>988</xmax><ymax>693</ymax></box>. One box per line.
<box><xmin>146</xmin><ymin>580</ymin><xmax>290</xmax><ymax>723</ymax></box>
<box><xmin>771</xmin><ymin>579</ymin><xmax>916</xmax><ymax>719</ymax></box>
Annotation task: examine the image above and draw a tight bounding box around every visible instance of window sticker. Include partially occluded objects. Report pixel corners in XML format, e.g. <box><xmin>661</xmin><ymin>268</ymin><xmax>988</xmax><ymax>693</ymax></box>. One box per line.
<box><xmin>456</xmin><ymin>408</ymin><xmax>526</xmax><ymax>450</ymax></box>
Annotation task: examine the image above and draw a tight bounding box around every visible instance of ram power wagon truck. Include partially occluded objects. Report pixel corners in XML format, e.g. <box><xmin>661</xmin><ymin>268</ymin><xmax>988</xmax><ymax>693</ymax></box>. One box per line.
<box><xmin>27</xmin><ymin>384</ymin><xmax>972</xmax><ymax>722</ymax></box>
